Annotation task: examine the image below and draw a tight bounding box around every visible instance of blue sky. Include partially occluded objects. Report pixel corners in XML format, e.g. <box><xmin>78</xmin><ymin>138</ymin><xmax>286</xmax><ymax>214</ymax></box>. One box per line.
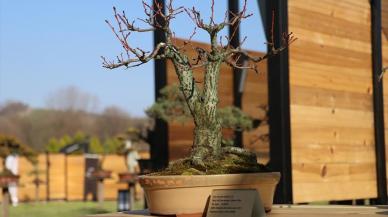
<box><xmin>0</xmin><ymin>0</ymin><xmax>266</xmax><ymax>117</ymax></box>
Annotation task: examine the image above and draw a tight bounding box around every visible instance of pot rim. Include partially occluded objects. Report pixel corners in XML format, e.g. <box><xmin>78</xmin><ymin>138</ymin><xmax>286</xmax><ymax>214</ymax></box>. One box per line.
<box><xmin>139</xmin><ymin>172</ymin><xmax>280</xmax><ymax>189</ymax></box>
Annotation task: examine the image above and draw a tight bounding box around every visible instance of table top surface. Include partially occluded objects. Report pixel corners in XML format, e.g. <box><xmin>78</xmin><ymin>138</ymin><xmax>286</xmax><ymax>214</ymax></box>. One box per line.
<box><xmin>87</xmin><ymin>205</ymin><xmax>388</xmax><ymax>217</ymax></box>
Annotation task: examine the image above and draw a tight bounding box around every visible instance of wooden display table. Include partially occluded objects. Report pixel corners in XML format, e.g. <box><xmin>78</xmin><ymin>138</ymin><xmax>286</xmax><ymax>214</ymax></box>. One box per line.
<box><xmin>87</xmin><ymin>205</ymin><xmax>388</xmax><ymax>217</ymax></box>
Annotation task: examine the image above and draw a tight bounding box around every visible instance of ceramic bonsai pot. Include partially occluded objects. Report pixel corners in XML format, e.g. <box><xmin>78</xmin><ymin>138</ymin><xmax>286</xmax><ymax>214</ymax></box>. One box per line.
<box><xmin>139</xmin><ymin>172</ymin><xmax>280</xmax><ymax>215</ymax></box>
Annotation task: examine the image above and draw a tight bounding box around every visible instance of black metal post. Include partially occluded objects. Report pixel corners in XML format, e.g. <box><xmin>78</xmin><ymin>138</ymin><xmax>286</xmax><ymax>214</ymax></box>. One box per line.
<box><xmin>266</xmin><ymin>0</ymin><xmax>293</xmax><ymax>204</ymax></box>
<box><xmin>228</xmin><ymin>0</ymin><xmax>243</xmax><ymax>148</ymax></box>
<box><xmin>152</xmin><ymin>0</ymin><xmax>169</xmax><ymax>171</ymax></box>
<box><xmin>371</xmin><ymin>0</ymin><xmax>387</xmax><ymax>205</ymax></box>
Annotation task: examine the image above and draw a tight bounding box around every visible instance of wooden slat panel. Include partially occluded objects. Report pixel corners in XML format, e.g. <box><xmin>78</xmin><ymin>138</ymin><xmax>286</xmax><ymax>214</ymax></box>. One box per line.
<box><xmin>291</xmin><ymin>85</ymin><xmax>373</xmax><ymax>111</ymax></box>
<box><xmin>66</xmin><ymin>155</ymin><xmax>84</xmax><ymax>200</ymax></box>
<box><xmin>36</xmin><ymin>154</ymin><xmax>48</xmax><ymax>200</ymax></box>
<box><xmin>18</xmin><ymin>155</ymin><xmax>48</xmax><ymax>202</ymax></box>
<box><xmin>289</xmin><ymin>0</ymin><xmax>371</xmax><ymax>25</ymax></box>
<box><xmin>294</xmin><ymin>163</ymin><xmax>377</xmax><ymax>202</ymax></box>
<box><xmin>289</xmin><ymin>0</ymin><xmax>376</xmax><ymax>203</ymax></box>
<box><xmin>291</xmin><ymin>40</ymin><xmax>371</xmax><ymax>68</ymax></box>
<box><xmin>290</xmin><ymin>65</ymin><xmax>372</xmax><ymax>94</ymax></box>
<box><xmin>289</xmin><ymin>5</ymin><xmax>370</xmax><ymax>42</ymax></box>
<box><xmin>292</xmin><ymin>144</ymin><xmax>375</xmax><ymax>164</ymax></box>
<box><xmin>168</xmin><ymin>122</ymin><xmax>194</xmax><ymax>161</ymax></box>
<box><xmin>291</xmin><ymin>105</ymin><xmax>374</xmax><ymax>129</ymax></box>
<box><xmin>48</xmin><ymin>154</ymin><xmax>66</xmax><ymax>199</ymax></box>
<box><xmin>243</xmin><ymin>125</ymin><xmax>269</xmax><ymax>164</ymax></box>
<box><xmin>241</xmin><ymin>59</ymin><xmax>269</xmax><ymax>164</ymax></box>
<box><xmin>293</xmin><ymin>180</ymin><xmax>377</xmax><ymax>202</ymax></box>
<box><xmin>101</xmin><ymin>155</ymin><xmax>128</xmax><ymax>200</ymax></box>
<box><xmin>382</xmin><ymin>0</ymin><xmax>388</xmax><ymax>38</ymax></box>
<box><xmin>293</xmin><ymin>162</ymin><xmax>376</xmax><ymax>183</ymax></box>
<box><xmin>290</xmin><ymin>27</ymin><xmax>371</xmax><ymax>53</ymax></box>
<box><xmin>18</xmin><ymin>157</ymin><xmax>35</xmax><ymax>201</ymax></box>
<box><xmin>0</xmin><ymin>154</ymin><xmax>150</xmax><ymax>202</ymax></box>
<box><xmin>241</xmin><ymin>60</ymin><xmax>268</xmax><ymax>118</ymax></box>
<box><xmin>292</xmin><ymin>126</ymin><xmax>374</xmax><ymax>148</ymax></box>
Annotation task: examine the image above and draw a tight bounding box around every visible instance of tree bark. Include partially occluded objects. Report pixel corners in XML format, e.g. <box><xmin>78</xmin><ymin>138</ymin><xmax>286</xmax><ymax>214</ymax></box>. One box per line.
<box><xmin>190</xmin><ymin>61</ymin><xmax>223</xmax><ymax>165</ymax></box>
<box><xmin>170</xmin><ymin>50</ymin><xmax>201</xmax><ymax>118</ymax></box>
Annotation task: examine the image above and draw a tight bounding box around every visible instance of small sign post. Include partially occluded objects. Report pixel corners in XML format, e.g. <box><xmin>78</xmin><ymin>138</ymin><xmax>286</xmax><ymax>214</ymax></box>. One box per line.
<box><xmin>206</xmin><ymin>189</ymin><xmax>266</xmax><ymax>217</ymax></box>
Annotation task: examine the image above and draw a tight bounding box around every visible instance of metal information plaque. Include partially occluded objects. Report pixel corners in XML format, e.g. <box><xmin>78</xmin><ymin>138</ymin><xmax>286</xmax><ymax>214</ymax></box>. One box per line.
<box><xmin>206</xmin><ymin>189</ymin><xmax>266</xmax><ymax>217</ymax></box>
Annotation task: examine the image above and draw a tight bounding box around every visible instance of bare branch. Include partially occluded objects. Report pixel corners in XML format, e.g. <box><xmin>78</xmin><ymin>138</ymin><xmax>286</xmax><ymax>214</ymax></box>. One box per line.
<box><xmin>102</xmin><ymin>42</ymin><xmax>167</xmax><ymax>69</ymax></box>
<box><xmin>225</xmin><ymin>0</ymin><xmax>251</xmax><ymax>47</ymax></box>
<box><xmin>224</xmin><ymin>10</ymin><xmax>297</xmax><ymax>73</ymax></box>
<box><xmin>114</xmin><ymin>6</ymin><xmax>155</xmax><ymax>33</ymax></box>
<box><xmin>225</xmin><ymin>31</ymin><xmax>296</xmax><ymax>73</ymax></box>
<box><xmin>103</xmin><ymin>1</ymin><xmax>187</xmax><ymax>69</ymax></box>
<box><xmin>185</xmin><ymin>7</ymin><xmax>206</xmax><ymax>29</ymax></box>
<box><xmin>210</xmin><ymin>0</ymin><xmax>215</xmax><ymax>25</ymax></box>
<box><xmin>225</xmin><ymin>58</ymin><xmax>259</xmax><ymax>74</ymax></box>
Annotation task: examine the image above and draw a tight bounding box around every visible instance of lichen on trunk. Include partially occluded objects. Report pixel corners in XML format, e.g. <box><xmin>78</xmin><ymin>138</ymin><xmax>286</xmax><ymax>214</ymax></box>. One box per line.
<box><xmin>191</xmin><ymin>61</ymin><xmax>222</xmax><ymax>162</ymax></box>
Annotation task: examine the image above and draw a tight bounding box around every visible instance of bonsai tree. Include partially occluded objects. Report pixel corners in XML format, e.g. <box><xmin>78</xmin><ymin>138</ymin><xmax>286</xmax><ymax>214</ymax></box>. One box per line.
<box><xmin>102</xmin><ymin>0</ymin><xmax>294</xmax><ymax>175</ymax></box>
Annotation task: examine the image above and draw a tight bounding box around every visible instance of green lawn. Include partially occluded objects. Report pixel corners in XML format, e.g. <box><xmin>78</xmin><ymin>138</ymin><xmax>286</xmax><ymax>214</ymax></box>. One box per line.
<box><xmin>9</xmin><ymin>201</ymin><xmax>143</xmax><ymax>217</ymax></box>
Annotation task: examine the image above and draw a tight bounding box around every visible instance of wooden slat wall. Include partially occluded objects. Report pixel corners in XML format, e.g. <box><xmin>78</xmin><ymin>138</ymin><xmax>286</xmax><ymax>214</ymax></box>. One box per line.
<box><xmin>18</xmin><ymin>154</ymin><xmax>48</xmax><ymax>202</ymax></box>
<box><xmin>66</xmin><ymin>155</ymin><xmax>85</xmax><ymax>200</ymax></box>
<box><xmin>242</xmin><ymin>59</ymin><xmax>269</xmax><ymax>164</ymax></box>
<box><xmin>288</xmin><ymin>0</ymin><xmax>377</xmax><ymax>203</ymax></box>
<box><xmin>49</xmin><ymin>154</ymin><xmax>66</xmax><ymax>199</ymax></box>
<box><xmin>0</xmin><ymin>153</ymin><xmax>148</xmax><ymax>202</ymax></box>
<box><xmin>166</xmin><ymin>39</ymin><xmax>269</xmax><ymax>162</ymax></box>
<box><xmin>101</xmin><ymin>155</ymin><xmax>128</xmax><ymax>200</ymax></box>
<box><xmin>382</xmin><ymin>0</ymin><xmax>388</xmax><ymax>38</ymax></box>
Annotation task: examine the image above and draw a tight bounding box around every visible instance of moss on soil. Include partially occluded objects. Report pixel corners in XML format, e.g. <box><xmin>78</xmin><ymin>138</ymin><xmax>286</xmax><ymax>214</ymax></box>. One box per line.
<box><xmin>150</xmin><ymin>152</ymin><xmax>269</xmax><ymax>176</ymax></box>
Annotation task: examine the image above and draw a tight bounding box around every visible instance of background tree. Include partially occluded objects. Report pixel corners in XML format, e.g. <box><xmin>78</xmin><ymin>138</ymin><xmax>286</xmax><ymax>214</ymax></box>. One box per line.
<box><xmin>0</xmin><ymin>97</ymin><xmax>148</xmax><ymax>152</ymax></box>
<box><xmin>0</xmin><ymin>101</ymin><xmax>29</xmax><ymax>116</ymax></box>
<box><xmin>96</xmin><ymin>106</ymin><xmax>133</xmax><ymax>139</ymax></box>
<box><xmin>46</xmin><ymin>86</ymin><xmax>99</xmax><ymax>113</ymax></box>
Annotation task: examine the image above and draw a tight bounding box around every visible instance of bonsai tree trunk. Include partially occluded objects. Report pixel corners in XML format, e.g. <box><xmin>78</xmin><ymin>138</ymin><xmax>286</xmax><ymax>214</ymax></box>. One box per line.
<box><xmin>190</xmin><ymin>61</ymin><xmax>223</xmax><ymax>166</ymax></box>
